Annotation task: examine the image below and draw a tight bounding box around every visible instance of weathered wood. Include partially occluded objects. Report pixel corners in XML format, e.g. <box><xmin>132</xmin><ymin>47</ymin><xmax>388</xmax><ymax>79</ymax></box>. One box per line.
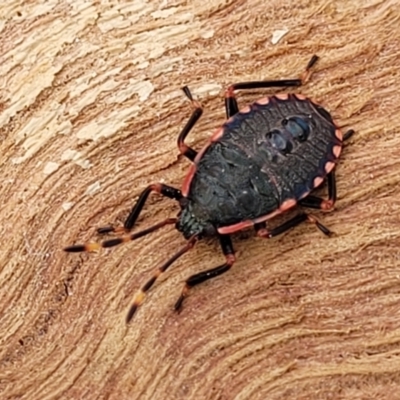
<box><xmin>1</xmin><ymin>1</ymin><xmax>400</xmax><ymax>399</ymax></box>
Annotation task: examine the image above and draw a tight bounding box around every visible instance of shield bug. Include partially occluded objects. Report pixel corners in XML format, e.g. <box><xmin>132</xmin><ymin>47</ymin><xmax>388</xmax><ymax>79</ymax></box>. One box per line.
<box><xmin>64</xmin><ymin>55</ymin><xmax>353</xmax><ymax>323</ymax></box>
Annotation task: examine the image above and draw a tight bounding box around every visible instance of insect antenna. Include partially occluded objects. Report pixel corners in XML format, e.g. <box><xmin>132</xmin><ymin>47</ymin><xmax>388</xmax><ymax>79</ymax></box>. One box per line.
<box><xmin>126</xmin><ymin>234</ymin><xmax>198</xmax><ymax>323</ymax></box>
<box><xmin>63</xmin><ymin>218</ymin><xmax>177</xmax><ymax>253</ymax></box>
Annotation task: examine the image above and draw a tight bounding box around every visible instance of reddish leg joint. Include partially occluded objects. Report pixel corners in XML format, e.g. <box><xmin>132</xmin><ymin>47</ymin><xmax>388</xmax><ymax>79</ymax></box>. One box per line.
<box><xmin>256</xmin><ymin>227</ymin><xmax>270</xmax><ymax>238</ymax></box>
<box><xmin>320</xmin><ymin>199</ymin><xmax>334</xmax><ymax>210</ymax></box>
<box><xmin>225</xmin><ymin>86</ymin><xmax>235</xmax><ymax>98</ymax></box>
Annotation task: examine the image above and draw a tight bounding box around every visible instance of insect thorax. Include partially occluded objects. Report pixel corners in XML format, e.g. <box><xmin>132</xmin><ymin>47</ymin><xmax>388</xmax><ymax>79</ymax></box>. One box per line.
<box><xmin>176</xmin><ymin>200</ymin><xmax>216</xmax><ymax>240</ymax></box>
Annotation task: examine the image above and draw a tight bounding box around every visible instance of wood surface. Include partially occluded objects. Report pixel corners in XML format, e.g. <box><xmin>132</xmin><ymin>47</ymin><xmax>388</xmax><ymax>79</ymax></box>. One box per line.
<box><xmin>1</xmin><ymin>0</ymin><xmax>400</xmax><ymax>399</ymax></box>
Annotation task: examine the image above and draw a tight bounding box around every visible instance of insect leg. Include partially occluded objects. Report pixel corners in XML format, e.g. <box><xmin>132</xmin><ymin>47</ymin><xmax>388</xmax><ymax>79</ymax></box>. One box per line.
<box><xmin>126</xmin><ymin>235</ymin><xmax>198</xmax><ymax>323</ymax></box>
<box><xmin>97</xmin><ymin>183</ymin><xmax>182</xmax><ymax>234</ymax></box>
<box><xmin>343</xmin><ymin>129</ymin><xmax>354</xmax><ymax>141</ymax></box>
<box><xmin>255</xmin><ymin>212</ymin><xmax>331</xmax><ymax>238</ymax></box>
<box><xmin>174</xmin><ymin>235</ymin><xmax>235</xmax><ymax>311</ymax></box>
<box><xmin>177</xmin><ymin>86</ymin><xmax>203</xmax><ymax>161</ymax></box>
<box><xmin>224</xmin><ymin>55</ymin><xmax>319</xmax><ymax>118</ymax></box>
<box><xmin>298</xmin><ymin>171</ymin><xmax>337</xmax><ymax>211</ymax></box>
<box><xmin>64</xmin><ymin>217</ymin><xmax>178</xmax><ymax>253</ymax></box>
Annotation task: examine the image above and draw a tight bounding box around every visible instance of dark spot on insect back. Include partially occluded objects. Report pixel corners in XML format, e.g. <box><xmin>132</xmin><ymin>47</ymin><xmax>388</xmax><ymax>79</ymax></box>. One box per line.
<box><xmin>284</xmin><ymin>116</ymin><xmax>310</xmax><ymax>142</ymax></box>
<box><xmin>267</xmin><ymin>129</ymin><xmax>293</xmax><ymax>155</ymax></box>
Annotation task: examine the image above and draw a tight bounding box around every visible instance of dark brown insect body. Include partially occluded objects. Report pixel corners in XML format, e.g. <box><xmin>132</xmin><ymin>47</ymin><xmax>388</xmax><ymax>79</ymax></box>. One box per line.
<box><xmin>64</xmin><ymin>56</ymin><xmax>353</xmax><ymax>322</ymax></box>
<box><xmin>177</xmin><ymin>93</ymin><xmax>343</xmax><ymax>239</ymax></box>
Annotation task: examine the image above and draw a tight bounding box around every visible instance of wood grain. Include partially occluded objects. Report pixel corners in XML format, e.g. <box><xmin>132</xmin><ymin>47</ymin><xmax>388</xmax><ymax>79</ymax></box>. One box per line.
<box><xmin>1</xmin><ymin>0</ymin><xmax>400</xmax><ymax>399</ymax></box>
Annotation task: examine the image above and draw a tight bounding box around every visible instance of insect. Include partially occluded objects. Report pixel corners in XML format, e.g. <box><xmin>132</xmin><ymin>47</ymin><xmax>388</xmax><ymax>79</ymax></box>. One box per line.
<box><xmin>64</xmin><ymin>55</ymin><xmax>353</xmax><ymax>323</ymax></box>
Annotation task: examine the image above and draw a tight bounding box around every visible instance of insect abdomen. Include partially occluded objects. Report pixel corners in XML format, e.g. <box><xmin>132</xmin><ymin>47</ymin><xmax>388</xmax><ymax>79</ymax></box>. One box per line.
<box><xmin>220</xmin><ymin>94</ymin><xmax>342</xmax><ymax>201</ymax></box>
<box><xmin>189</xmin><ymin>141</ymin><xmax>280</xmax><ymax>227</ymax></box>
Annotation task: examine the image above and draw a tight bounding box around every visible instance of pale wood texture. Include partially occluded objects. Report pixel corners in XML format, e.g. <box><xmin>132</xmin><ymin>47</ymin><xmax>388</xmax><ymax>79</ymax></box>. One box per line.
<box><xmin>1</xmin><ymin>1</ymin><xmax>400</xmax><ymax>399</ymax></box>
